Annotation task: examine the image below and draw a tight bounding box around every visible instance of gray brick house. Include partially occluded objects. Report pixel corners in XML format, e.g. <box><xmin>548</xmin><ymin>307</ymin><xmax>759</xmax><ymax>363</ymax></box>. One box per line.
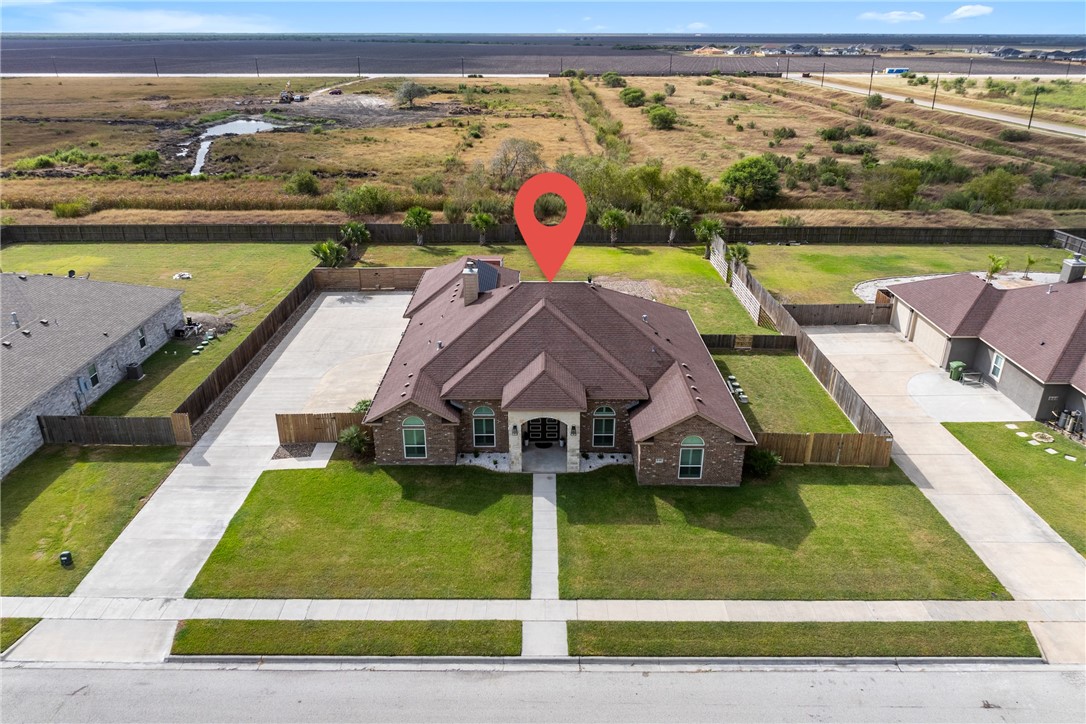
<box><xmin>366</xmin><ymin>257</ymin><xmax>755</xmax><ymax>485</ymax></box>
<box><xmin>1</xmin><ymin>273</ymin><xmax>184</xmax><ymax>476</ymax></box>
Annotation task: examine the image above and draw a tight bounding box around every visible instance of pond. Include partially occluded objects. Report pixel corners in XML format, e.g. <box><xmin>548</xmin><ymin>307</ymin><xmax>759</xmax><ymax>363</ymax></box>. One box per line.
<box><xmin>189</xmin><ymin>119</ymin><xmax>280</xmax><ymax>175</ymax></box>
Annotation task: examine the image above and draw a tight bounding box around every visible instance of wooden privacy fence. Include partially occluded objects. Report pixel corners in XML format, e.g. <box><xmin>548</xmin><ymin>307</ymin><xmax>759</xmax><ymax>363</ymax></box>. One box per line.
<box><xmin>39</xmin><ymin>413</ymin><xmax>192</xmax><ymax>446</ymax></box>
<box><xmin>312</xmin><ymin>266</ymin><xmax>427</xmax><ymax>291</ymax></box>
<box><xmin>784</xmin><ymin>304</ymin><xmax>893</xmax><ymax>326</ymax></box>
<box><xmin>756</xmin><ymin>432</ymin><xmax>893</xmax><ymax>467</ymax></box>
<box><xmin>722</xmin><ymin>226</ymin><xmax>1055</xmax><ymax>246</ymax></box>
<box><xmin>1056</xmin><ymin>230</ymin><xmax>1086</xmax><ymax>255</ymax></box>
<box><xmin>700</xmin><ymin>334</ymin><xmax>797</xmax><ymax>351</ymax></box>
<box><xmin>276</xmin><ymin>413</ymin><xmax>367</xmax><ymax>443</ymax></box>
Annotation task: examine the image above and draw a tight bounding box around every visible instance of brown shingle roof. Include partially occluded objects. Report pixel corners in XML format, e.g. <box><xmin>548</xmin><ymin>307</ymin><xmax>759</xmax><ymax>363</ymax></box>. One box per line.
<box><xmin>404</xmin><ymin>257</ymin><xmax>520</xmax><ymax>317</ymax></box>
<box><xmin>890</xmin><ymin>275</ymin><xmax>1086</xmax><ymax>389</ymax></box>
<box><xmin>366</xmin><ymin>268</ymin><xmax>755</xmax><ymax>443</ymax></box>
<box><xmin>502</xmin><ymin>352</ymin><xmax>587</xmax><ymax>410</ymax></box>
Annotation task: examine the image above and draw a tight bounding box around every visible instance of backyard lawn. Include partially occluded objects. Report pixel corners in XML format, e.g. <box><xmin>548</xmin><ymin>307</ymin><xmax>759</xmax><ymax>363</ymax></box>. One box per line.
<box><xmin>356</xmin><ymin>244</ymin><xmax>764</xmax><ymax>334</ymax></box>
<box><xmin>567</xmin><ymin>621</ymin><xmax>1039</xmax><ymax>658</ymax></box>
<box><xmin>188</xmin><ymin>460</ymin><xmax>533</xmax><ymax>599</ymax></box>
<box><xmin>557</xmin><ymin>466</ymin><xmax>1007</xmax><ymax>601</ymax></box>
<box><xmin>0</xmin><ymin>445</ymin><xmax>181</xmax><ymax>596</ymax></box>
<box><xmin>747</xmin><ymin>245</ymin><xmax>1067</xmax><ymax>304</ymax></box>
<box><xmin>0</xmin><ymin>243</ymin><xmax>316</xmax><ymax>416</ymax></box>
<box><xmin>714</xmin><ymin>352</ymin><xmax>854</xmax><ymax>434</ymax></box>
<box><xmin>945</xmin><ymin>421</ymin><xmax>1085</xmax><ymax>556</ymax></box>
<box><xmin>172</xmin><ymin>620</ymin><xmax>521</xmax><ymax>657</ymax></box>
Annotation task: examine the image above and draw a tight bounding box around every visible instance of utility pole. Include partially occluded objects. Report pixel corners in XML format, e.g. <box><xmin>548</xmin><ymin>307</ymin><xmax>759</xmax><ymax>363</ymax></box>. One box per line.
<box><xmin>461</xmin><ymin>57</ymin><xmax>465</xmax><ymax>77</ymax></box>
<box><xmin>966</xmin><ymin>58</ymin><xmax>972</xmax><ymax>78</ymax></box>
<box><xmin>669</xmin><ymin>53</ymin><xmax>673</xmax><ymax>75</ymax></box>
<box><xmin>932</xmin><ymin>73</ymin><xmax>939</xmax><ymax>109</ymax></box>
<box><xmin>357</xmin><ymin>56</ymin><xmax>361</xmax><ymax>77</ymax></box>
<box><xmin>255</xmin><ymin>57</ymin><xmax>260</xmax><ymax>77</ymax></box>
<box><xmin>1027</xmin><ymin>86</ymin><xmax>1040</xmax><ymax>129</ymax></box>
<box><xmin>559</xmin><ymin>57</ymin><xmax>563</xmax><ymax>74</ymax></box>
<box><xmin>1067</xmin><ymin>60</ymin><xmax>1072</xmax><ymax>77</ymax></box>
<box><xmin>51</xmin><ymin>56</ymin><xmax>59</xmax><ymax>78</ymax></box>
<box><xmin>153</xmin><ymin>57</ymin><xmax>159</xmax><ymax>77</ymax></box>
<box><xmin>784</xmin><ymin>57</ymin><xmax>790</xmax><ymax>79</ymax></box>
<box><xmin>821</xmin><ymin>62</ymin><xmax>826</xmax><ymax>87</ymax></box>
<box><xmin>867</xmin><ymin>59</ymin><xmax>875</xmax><ymax>95</ymax></box>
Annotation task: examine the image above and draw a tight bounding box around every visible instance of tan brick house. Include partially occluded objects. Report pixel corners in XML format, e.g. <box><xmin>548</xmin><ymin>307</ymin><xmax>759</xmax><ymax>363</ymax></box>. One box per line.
<box><xmin>366</xmin><ymin>257</ymin><xmax>756</xmax><ymax>485</ymax></box>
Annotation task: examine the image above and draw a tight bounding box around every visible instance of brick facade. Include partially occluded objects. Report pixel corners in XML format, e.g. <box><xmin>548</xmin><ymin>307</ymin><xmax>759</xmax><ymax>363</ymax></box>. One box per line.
<box><xmin>372</xmin><ymin>402</ymin><xmax>458</xmax><ymax>466</ymax></box>
<box><xmin>454</xmin><ymin>399</ymin><xmax>509</xmax><ymax>453</ymax></box>
<box><xmin>634</xmin><ymin>416</ymin><xmax>749</xmax><ymax>487</ymax></box>
<box><xmin>578</xmin><ymin>399</ymin><xmax>636</xmax><ymax>454</ymax></box>
<box><xmin>0</xmin><ymin>298</ymin><xmax>183</xmax><ymax>478</ymax></box>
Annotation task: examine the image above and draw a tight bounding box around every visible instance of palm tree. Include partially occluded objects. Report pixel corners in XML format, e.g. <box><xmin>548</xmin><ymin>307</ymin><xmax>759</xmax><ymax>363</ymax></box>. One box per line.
<box><xmin>339</xmin><ymin>221</ymin><xmax>370</xmax><ymax>261</ymax></box>
<box><xmin>598</xmin><ymin>208</ymin><xmax>629</xmax><ymax>245</ymax></box>
<box><xmin>469</xmin><ymin>212</ymin><xmax>496</xmax><ymax>245</ymax></box>
<box><xmin>661</xmin><ymin>206</ymin><xmax>693</xmax><ymax>245</ymax></box>
<box><xmin>986</xmin><ymin>253</ymin><xmax>1008</xmax><ymax>283</ymax></box>
<box><xmin>724</xmin><ymin>243</ymin><xmax>751</xmax><ymax>285</ymax></box>
<box><xmin>310</xmin><ymin>239</ymin><xmax>348</xmax><ymax>268</ymax></box>
<box><xmin>693</xmin><ymin>218</ymin><xmax>724</xmax><ymax>259</ymax></box>
<box><xmin>1023</xmin><ymin>253</ymin><xmax>1038</xmax><ymax>281</ymax></box>
<box><xmin>403</xmin><ymin>206</ymin><xmax>433</xmax><ymax>246</ymax></box>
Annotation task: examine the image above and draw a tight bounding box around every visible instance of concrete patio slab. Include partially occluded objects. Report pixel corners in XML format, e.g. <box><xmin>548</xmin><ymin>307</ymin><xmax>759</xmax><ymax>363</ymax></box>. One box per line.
<box><xmin>907</xmin><ymin>371</ymin><xmax>1033</xmax><ymax>422</ymax></box>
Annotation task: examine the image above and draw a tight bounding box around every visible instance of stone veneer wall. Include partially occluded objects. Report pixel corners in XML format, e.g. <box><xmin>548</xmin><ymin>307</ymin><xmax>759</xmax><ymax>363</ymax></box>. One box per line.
<box><xmin>0</xmin><ymin>298</ymin><xmax>183</xmax><ymax>478</ymax></box>
<box><xmin>372</xmin><ymin>402</ymin><xmax>458</xmax><ymax>465</ymax></box>
<box><xmin>634</xmin><ymin>417</ymin><xmax>749</xmax><ymax>487</ymax></box>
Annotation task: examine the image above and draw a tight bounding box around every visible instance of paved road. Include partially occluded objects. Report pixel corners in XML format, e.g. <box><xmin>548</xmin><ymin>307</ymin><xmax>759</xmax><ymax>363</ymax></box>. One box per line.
<box><xmin>3</xmin><ymin>666</ymin><xmax>1084</xmax><ymax>723</ymax></box>
<box><xmin>790</xmin><ymin>76</ymin><xmax>1086</xmax><ymax>137</ymax></box>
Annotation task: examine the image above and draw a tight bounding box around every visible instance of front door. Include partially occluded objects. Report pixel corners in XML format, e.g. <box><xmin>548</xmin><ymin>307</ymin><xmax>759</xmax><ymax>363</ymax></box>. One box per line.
<box><xmin>525</xmin><ymin>417</ymin><xmax>561</xmax><ymax>442</ymax></box>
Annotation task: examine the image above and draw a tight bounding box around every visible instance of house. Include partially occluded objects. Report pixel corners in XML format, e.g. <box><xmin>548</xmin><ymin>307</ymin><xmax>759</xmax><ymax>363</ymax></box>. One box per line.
<box><xmin>783</xmin><ymin>44</ymin><xmax>820</xmax><ymax>56</ymax></box>
<box><xmin>727</xmin><ymin>46</ymin><xmax>754</xmax><ymax>56</ymax></box>
<box><xmin>365</xmin><ymin>258</ymin><xmax>756</xmax><ymax>485</ymax></box>
<box><xmin>0</xmin><ymin>273</ymin><xmax>184</xmax><ymax>477</ymax></box>
<box><xmin>886</xmin><ymin>254</ymin><xmax>1086</xmax><ymax>421</ymax></box>
<box><xmin>991</xmin><ymin>47</ymin><xmax>1024</xmax><ymax>58</ymax></box>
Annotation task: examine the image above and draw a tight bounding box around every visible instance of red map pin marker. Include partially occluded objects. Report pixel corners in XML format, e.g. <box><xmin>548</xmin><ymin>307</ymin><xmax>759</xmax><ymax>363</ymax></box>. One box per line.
<box><xmin>514</xmin><ymin>172</ymin><xmax>587</xmax><ymax>282</ymax></box>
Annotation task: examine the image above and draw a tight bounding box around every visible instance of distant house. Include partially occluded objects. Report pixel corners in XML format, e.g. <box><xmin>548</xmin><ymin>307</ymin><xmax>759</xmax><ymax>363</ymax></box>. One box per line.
<box><xmin>991</xmin><ymin>47</ymin><xmax>1024</xmax><ymax>58</ymax></box>
<box><xmin>727</xmin><ymin>46</ymin><xmax>754</xmax><ymax>56</ymax></box>
<box><xmin>886</xmin><ymin>255</ymin><xmax>1086</xmax><ymax>421</ymax></box>
<box><xmin>784</xmin><ymin>44</ymin><xmax>820</xmax><ymax>56</ymax></box>
<box><xmin>759</xmin><ymin>46</ymin><xmax>783</xmax><ymax>56</ymax></box>
<box><xmin>0</xmin><ymin>273</ymin><xmax>184</xmax><ymax>476</ymax></box>
<box><xmin>365</xmin><ymin>258</ymin><xmax>756</xmax><ymax>485</ymax></box>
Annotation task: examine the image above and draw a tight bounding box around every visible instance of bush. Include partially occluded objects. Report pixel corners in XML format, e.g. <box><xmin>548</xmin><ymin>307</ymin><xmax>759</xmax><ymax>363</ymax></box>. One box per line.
<box><xmin>720</xmin><ymin>156</ymin><xmax>781</xmax><ymax>207</ymax></box>
<box><xmin>778</xmin><ymin>214</ymin><xmax>804</xmax><ymax>227</ymax></box>
<box><xmin>650</xmin><ymin>92</ymin><xmax>667</xmax><ymax>104</ymax></box>
<box><xmin>339</xmin><ymin>221</ymin><xmax>370</xmax><ymax>248</ymax></box>
<box><xmin>601</xmin><ymin>71</ymin><xmax>627</xmax><ymax>88</ymax></box>
<box><xmin>851</xmin><ymin>123</ymin><xmax>876</xmax><ymax>137</ymax></box>
<box><xmin>744</xmin><ymin>448</ymin><xmax>781</xmax><ymax>479</ymax></box>
<box><xmin>998</xmin><ymin>128</ymin><xmax>1031</xmax><ymax>143</ymax></box>
<box><xmin>664</xmin><ymin>83</ymin><xmax>676</xmax><ymax>96</ymax></box>
<box><xmin>962</xmin><ymin>168</ymin><xmax>1024</xmax><ymax>215</ymax></box>
<box><xmin>284</xmin><ymin>170</ymin><xmax>320</xmax><ymax>196</ymax></box>
<box><xmin>696</xmin><ymin>78</ymin><xmax>714</xmax><ymax>86</ymax></box>
<box><xmin>619</xmin><ymin>87</ymin><xmax>647</xmax><ymax>107</ymax></box>
<box><xmin>862</xmin><ymin>166</ymin><xmax>922</xmax><ymax>210</ymax></box>
<box><xmin>865</xmin><ymin>93</ymin><xmax>884</xmax><ymax>109</ymax></box>
<box><xmin>310</xmin><ymin>239</ymin><xmax>348</xmax><ymax>267</ymax></box>
<box><xmin>336</xmin><ymin>184</ymin><xmax>395</xmax><ymax>217</ymax></box>
<box><xmin>831</xmin><ymin>141</ymin><xmax>877</xmax><ymax>156</ymax></box>
<box><xmin>411</xmin><ymin>173</ymin><xmax>445</xmax><ymax>195</ymax></box>
<box><xmin>772</xmin><ymin>127</ymin><xmax>797</xmax><ymax>142</ymax></box>
<box><xmin>442</xmin><ymin>198</ymin><xmax>467</xmax><ymax>224</ymax></box>
<box><xmin>338</xmin><ymin>424</ymin><xmax>372</xmax><ymax>457</ymax></box>
<box><xmin>52</xmin><ymin>198</ymin><xmax>93</xmax><ymax>218</ymax></box>
<box><xmin>12</xmin><ymin>155</ymin><xmax>56</xmax><ymax>171</ymax></box>
<box><xmin>818</xmin><ymin>126</ymin><xmax>851</xmax><ymax>141</ymax></box>
<box><xmin>130</xmin><ymin>150</ymin><xmax>160</xmax><ymax>170</ymax></box>
<box><xmin>647</xmin><ymin>105</ymin><xmax>678</xmax><ymax>130</ymax></box>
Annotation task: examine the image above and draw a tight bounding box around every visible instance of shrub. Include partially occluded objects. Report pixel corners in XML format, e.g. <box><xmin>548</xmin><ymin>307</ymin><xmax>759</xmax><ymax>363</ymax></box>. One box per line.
<box><xmin>720</xmin><ymin>156</ymin><xmax>781</xmax><ymax>206</ymax></box>
<box><xmin>818</xmin><ymin>126</ymin><xmax>851</xmax><ymax>141</ymax></box>
<box><xmin>533</xmin><ymin>193</ymin><xmax>566</xmax><ymax>221</ymax></box>
<box><xmin>351</xmin><ymin>399</ymin><xmax>372</xmax><ymax>415</ymax></box>
<box><xmin>339</xmin><ymin>221</ymin><xmax>370</xmax><ymax>250</ymax></box>
<box><xmin>395</xmin><ymin>80</ymin><xmax>430</xmax><ymax>107</ymax></box>
<box><xmin>52</xmin><ymin>198</ymin><xmax>93</xmax><ymax>218</ymax></box>
<box><xmin>696</xmin><ymin>78</ymin><xmax>714</xmax><ymax>86</ymax></box>
<box><xmin>403</xmin><ymin>205</ymin><xmax>433</xmax><ymax>245</ymax></box>
<box><xmin>284</xmin><ymin>170</ymin><xmax>320</xmax><ymax>196</ymax></box>
<box><xmin>13</xmin><ymin>155</ymin><xmax>56</xmax><ymax>171</ymax></box>
<box><xmin>442</xmin><ymin>198</ymin><xmax>467</xmax><ymax>224</ymax></box>
<box><xmin>778</xmin><ymin>214</ymin><xmax>804</xmax><ymax>227</ymax></box>
<box><xmin>744</xmin><ymin>448</ymin><xmax>781</xmax><ymax>479</ymax></box>
<box><xmin>864</xmin><ymin>93</ymin><xmax>884</xmax><ymax>109</ymax></box>
<box><xmin>619</xmin><ymin>87</ymin><xmax>647</xmax><ymax>107</ymax></box>
<box><xmin>130</xmin><ymin>150</ymin><xmax>160</xmax><ymax>169</ymax></box>
<box><xmin>998</xmin><ymin>128</ymin><xmax>1031</xmax><ymax>143</ymax></box>
<box><xmin>310</xmin><ymin>239</ymin><xmax>348</xmax><ymax>267</ymax></box>
<box><xmin>647</xmin><ymin>105</ymin><xmax>678</xmax><ymax>130</ymax></box>
<box><xmin>962</xmin><ymin>168</ymin><xmax>1024</xmax><ymax>215</ymax></box>
<box><xmin>411</xmin><ymin>173</ymin><xmax>445</xmax><ymax>195</ymax></box>
<box><xmin>664</xmin><ymin>83</ymin><xmax>676</xmax><ymax>96</ymax></box>
<box><xmin>650</xmin><ymin>92</ymin><xmax>667</xmax><ymax>104</ymax></box>
<box><xmin>601</xmin><ymin>71</ymin><xmax>627</xmax><ymax>88</ymax></box>
<box><xmin>862</xmin><ymin>166</ymin><xmax>922</xmax><ymax>210</ymax></box>
<box><xmin>1029</xmin><ymin>170</ymin><xmax>1052</xmax><ymax>191</ymax></box>
<box><xmin>772</xmin><ymin>127</ymin><xmax>797</xmax><ymax>142</ymax></box>
<box><xmin>336</xmin><ymin>184</ymin><xmax>395</xmax><ymax>217</ymax></box>
<box><xmin>338</xmin><ymin>424</ymin><xmax>371</xmax><ymax>457</ymax></box>
<box><xmin>851</xmin><ymin>123</ymin><xmax>876</xmax><ymax>137</ymax></box>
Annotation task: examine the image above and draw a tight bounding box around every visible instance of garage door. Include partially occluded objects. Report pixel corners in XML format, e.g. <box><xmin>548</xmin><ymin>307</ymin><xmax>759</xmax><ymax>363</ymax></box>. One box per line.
<box><xmin>911</xmin><ymin>314</ymin><xmax>947</xmax><ymax>365</ymax></box>
<box><xmin>890</xmin><ymin>300</ymin><xmax>911</xmax><ymax>334</ymax></box>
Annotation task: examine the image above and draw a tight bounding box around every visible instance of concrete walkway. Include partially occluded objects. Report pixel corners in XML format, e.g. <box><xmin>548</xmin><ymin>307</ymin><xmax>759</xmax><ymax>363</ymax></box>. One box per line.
<box><xmin>805</xmin><ymin>326</ymin><xmax>1086</xmax><ymax>663</ymax></box>
<box><xmin>523</xmin><ymin>473</ymin><xmax>568</xmax><ymax>657</ymax></box>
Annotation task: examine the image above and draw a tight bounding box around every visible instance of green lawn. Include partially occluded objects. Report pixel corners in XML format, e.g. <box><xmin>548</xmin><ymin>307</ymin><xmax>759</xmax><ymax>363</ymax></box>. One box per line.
<box><xmin>557</xmin><ymin>466</ymin><xmax>1007</xmax><ymax>600</ymax></box>
<box><xmin>356</xmin><ymin>244</ymin><xmax>764</xmax><ymax>334</ymax></box>
<box><xmin>1</xmin><ymin>445</ymin><xmax>181</xmax><ymax>596</ymax></box>
<box><xmin>172</xmin><ymin>620</ymin><xmax>521</xmax><ymax>657</ymax></box>
<box><xmin>748</xmin><ymin>245</ymin><xmax>1067</xmax><ymax>304</ymax></box>
<box><xmin>945</xmin><ymin>421</ymin><xmax>1086</xmax><ymax>555</ymax></box>
<box><xmin>1</xmin><ymin>619</ymin><xmax>40</xmax><ymax>652</ymax></box>
<box><xmin>568</xmin><ymin>621</ymin><xmax>1040</xmax><ymax>658</ymax></box>
<box><xmin>714</xmin><ymin>352</ymin><xmax>854</xmax><ymax>434</ymax></box>
<box><xmin>188</xmin><ymin>461</ymin><xmax>533</xmax><ymax>599</ymax></box>
<box><xmin>0</xmin><ymin>243</ymin><xmax>316</xmax><ymax>416</ymax></box>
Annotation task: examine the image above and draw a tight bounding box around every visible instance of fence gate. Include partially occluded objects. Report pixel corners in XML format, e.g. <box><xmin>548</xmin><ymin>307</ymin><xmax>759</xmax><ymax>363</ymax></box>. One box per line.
<box><xmin>275</xmin><ymin>413</ymin><xmax>366</xmax><ymax>444</ymax></box>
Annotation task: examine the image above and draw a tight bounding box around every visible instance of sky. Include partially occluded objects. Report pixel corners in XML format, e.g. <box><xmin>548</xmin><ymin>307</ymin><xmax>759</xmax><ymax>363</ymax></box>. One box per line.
<box><xmin>1</xmin><ymin>0</ymin><xmax>1083</xmax><ymax>35</ymax></box>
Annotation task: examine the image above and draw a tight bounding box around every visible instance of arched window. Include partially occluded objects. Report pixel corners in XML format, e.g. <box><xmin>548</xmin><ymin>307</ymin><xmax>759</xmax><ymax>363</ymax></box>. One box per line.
<box><xmin>592</xmin><ymin>406</ymin><xmax>616</xmax><ymax>447</ymax></box>
<box><xmin>678</xmin><ymin>435</ymin><xmax>704</xmax><ymax>479</ymax></box>
<box><xmin>473</xmin><ymin>406</ymin><xmax>496</xmax><ymax>447</ymax></box>
<box><xmin>402</xmin><ymin>416</ymin><xmax>427</xmax><ymax>459</ymax></box>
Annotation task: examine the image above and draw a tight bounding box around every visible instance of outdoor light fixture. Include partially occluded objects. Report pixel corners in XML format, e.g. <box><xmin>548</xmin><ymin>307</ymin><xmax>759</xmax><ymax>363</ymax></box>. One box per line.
<box><xmin>511</xmin><ymin>425</ymin><xmax>518</xmax><ymax>436</ymax></box>
<box><xmin>570</xmin><ymin>425</ymin><xmax>577</xmax><ymax>435</ymax></box>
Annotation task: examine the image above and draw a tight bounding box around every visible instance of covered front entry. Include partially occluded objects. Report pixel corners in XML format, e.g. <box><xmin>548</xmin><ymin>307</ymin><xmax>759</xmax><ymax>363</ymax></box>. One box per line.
<box><xmin>507</xmin><ymin>410</ymin><xmax>581</xmax><ymax>473</ymax></box>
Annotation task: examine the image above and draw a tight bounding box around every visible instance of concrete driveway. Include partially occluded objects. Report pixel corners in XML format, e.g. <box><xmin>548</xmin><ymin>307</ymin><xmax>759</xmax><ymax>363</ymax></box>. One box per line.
<box><xmin>806</xmin><ymin>328</ymin><xmax>1084</xmax><ymax>646</ymax></box>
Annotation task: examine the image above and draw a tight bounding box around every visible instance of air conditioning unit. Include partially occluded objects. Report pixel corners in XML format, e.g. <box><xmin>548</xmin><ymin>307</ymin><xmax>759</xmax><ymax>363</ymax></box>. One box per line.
<box><xmin>125</xmin><ymin>362</ymin><xmax>144</xmax><ymax>381</ymax></box>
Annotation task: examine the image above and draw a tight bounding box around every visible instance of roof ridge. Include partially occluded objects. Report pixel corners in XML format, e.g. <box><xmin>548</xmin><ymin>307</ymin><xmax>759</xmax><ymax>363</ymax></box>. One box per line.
<box><xmin>1047</xmin><ymin>304</ymin><xmax>1086</xmax><ymax>383</ymax></box>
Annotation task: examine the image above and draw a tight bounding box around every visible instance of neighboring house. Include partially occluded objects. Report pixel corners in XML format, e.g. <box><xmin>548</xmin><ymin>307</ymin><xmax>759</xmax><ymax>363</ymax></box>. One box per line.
<box><xmin>0</xmin><ymin>273</ymin><xmax>184</xmax><ymax>476</ymax></box>
<box><xmin>886</xmin><ymin>255</ymin><xmax>1086</xmax><ymax>421</ymax></box>
<box><xmin>365</xmin><ymin>257</ymin><xmax>756</xmax><ymax>485</ymax></box>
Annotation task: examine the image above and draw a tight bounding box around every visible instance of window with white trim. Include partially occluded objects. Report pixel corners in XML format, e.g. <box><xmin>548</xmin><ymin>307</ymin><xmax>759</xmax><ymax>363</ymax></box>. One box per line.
<box><xmin>88</xmin><ymin>364</ymin><xmax>100</xmax><ymax>387</ymax></box>
<box><xmin>138</xmin><ymin>326</ymin><xmax>147</xmax><ymax>349</ymax></box>
<box><xmin>592</xmin><ymin>405</ymin><xmax>615</xmax><ymax>447</ymax></box>
<box><xmin>473</xmin><ymin>406</ymin><xmax>496</xmax><ymax>447</ymax></box>
<box><xmin>678</xmin><ymin>435</ymin><xmax>704</xmax><ymax>479</ymax></box>
<box><xmin>990</xmin><ymin>353</ymin><xmax>1005</xmax><ymax>380</ymax></box>
<box><xmin>402</xmin><ymin>416</ymin><xmax>427</xmax><ymax>459</ymax></box>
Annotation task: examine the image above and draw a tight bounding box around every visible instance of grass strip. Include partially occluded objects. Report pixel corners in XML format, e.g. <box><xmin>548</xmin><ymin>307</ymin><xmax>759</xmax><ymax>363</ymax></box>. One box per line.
<box><xmin>171</xmin><ymin>620</ymin><xmax>521</xmax><ymax>657</ymax></box>
<box><xmin>0</xmin><ymin>619</ymin><xmax>41</xmax><ymax>652</ymax></box>
<box><xmin>568</xmin><ymin>621</ymin><xmax>1040</xmax><ymax>658</ymax></box>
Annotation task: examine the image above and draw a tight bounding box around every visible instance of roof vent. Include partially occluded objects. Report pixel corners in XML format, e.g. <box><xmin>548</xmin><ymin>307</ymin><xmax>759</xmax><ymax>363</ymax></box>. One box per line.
<box><xmin>695</xmin><ymin>397</ymin><xmax>703</xmax><ymax>403</ymax></box>
<box><xmin>21</xmin><ymin>329</ymin><xmax>30</xmax><ymax>336</ymax></box>
<box><xmin>436</xmin><ymin>340</ymin><xmax>443</xmax><ymax>349</ymax></box>
<box><xmin>39</xmin><ymin>319</ymin><xmax>49</xmax><ymax>326</ymax></box>
<box><xmin>17</xmin><ymin>274</ymin><xmax>27</xmax><ymax>281</ymax></box>
<box><xmin>1048</xmin><ymin>285</ymin><xmax>1054</xmax><ymax>294</ymax></box>
<box><xmin>642</xmin><ymin>314</ymin><xmax>649</xmax><ymax>323</ymax></box>
<box><xmin>10</xmin><ymin>313</ymin><xmax>19</xmax><ymax>328</ymax></box>
<box><xmin>681</xmin><ymin>362</ymin><xmax>689</xmax><ymax>369</ymax></box>
<box><xmin>690</xmin><ymin>386</ymin><xmax>698</xmax><ymax>392</ymax></box>
<box><xmin>1</xmin><ymin>341</ymin><xmax>11</xmax><ymax>348</ymax></box>
<box><xmin>686</xmin><ymin>374</ymin><xmax>693</xmax><ymax>380</ymax></box>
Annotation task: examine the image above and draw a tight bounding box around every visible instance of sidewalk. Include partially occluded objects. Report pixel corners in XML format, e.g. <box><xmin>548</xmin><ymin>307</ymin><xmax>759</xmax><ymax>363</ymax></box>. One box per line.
<box><xmin>523</xmin><ymin>473</ymin><xmax>568</xmax><ymax>656</ymax></box>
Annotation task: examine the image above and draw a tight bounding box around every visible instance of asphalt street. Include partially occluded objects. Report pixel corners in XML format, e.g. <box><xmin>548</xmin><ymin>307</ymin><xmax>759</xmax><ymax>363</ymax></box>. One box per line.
<box><xmin>3</xmin><ymin>666</ymin><xmax>1084</xmax><ymax>723</ymax></box>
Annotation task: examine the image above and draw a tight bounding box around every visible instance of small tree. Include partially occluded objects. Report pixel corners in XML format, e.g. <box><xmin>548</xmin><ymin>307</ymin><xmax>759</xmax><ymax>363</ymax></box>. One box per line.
<box><xmin>723</xmin><ymin>243</ymin><xmax>751</xmax><ymax>283</ymax></box>
<box><xmin>395</xmin><ymin>80</ymin><xmax>430</xmax><ymax>108</ymax></box>
<box><xmin>693</xmin><ymin>218</ymin><xmax>724</xmax><ymax>259</ymax></box>
<box><xmin>660</xmin><ymin>206</ymin><xmax>693</xmax><ymax>245</ymax></box>
<box><xmin>963</xmin><ymin>168</ymin><xmax>1024</xmax><ymax>215</ymax></box>
<box><xmin>861</xmin><ymin>166</ymin><xmax>921</xmax><ymax>210</ymax></box>
<box><xmin>489</xmin><ymin>138</ymin><xmax>545</xmax><ymax>190</ymax></box>
<box><xmin>284</xmin><ymin>170</ymin><xmax>320</xmax><ymax>196</ymax></box>
<box><xmin>310</xmin><ymin>239</ymin><xmax>348</xmax><ymax>268</ymax></box>
<box><xmin>647</xmin><ymin>105</ymin><xmax>678</xmax><ymax>130</ymax></box>
<box><xmin>664</xmin><ymin>83</ymin><xmax>676</xmax><ymax>97</ymax></box>
<box><xmin>619</xmin><ymin>87</ymin><xmax>646</xmax><ymax>107</ymax></box>
<box><xmin>601</xmin><ymin>71</ymin><xmax>626</xmax><ymax>88</ymax></box>
<box><xmin>865</xmin><ymin>93</ymin><xmax>884</xmax><ymax>109</ymax></box>
<box><xmin>986</xmin><ymin>254</ymin><xmax>1008</xmax><ymax>283</ymax></box>
<box><xmin>470</xmin><ymin>212</ymin><xmax>497</xmax><ymax>245</ymax></box>
<box><xmin>403</xmin><ymin>206</ymin><xmax>433</xmax><ymax>245</ymax></box>
<box><xmin>339</xmin><ymin>221</ymin><xmax>370</xmax><ymax>260</ymax></box>
<box><xmin>598</xmin><ymin>208</ymin><xmax>628</xmax><ymax>245</ymax></box>
<box><xmin>720</xmin><ymin>156</ymin><xmax>781</xmax><ymax>207</ymax></box>
<box><xmin>1023</xmin><ymin>253</ymin><xmax>1038</xmax><ymax>281</ymax></box>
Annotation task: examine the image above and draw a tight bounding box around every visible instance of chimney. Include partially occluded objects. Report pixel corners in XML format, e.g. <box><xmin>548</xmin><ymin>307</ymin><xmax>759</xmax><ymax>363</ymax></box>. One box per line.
<box><xmin>461</xmin><ymin>262</ymin><xmax>479</xmax><ymax>305</ymax></box>
<box><xmin>1059</xmin><ymin>252</ymin><xmax>1085</xmax><ymax>284</ymax></box>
